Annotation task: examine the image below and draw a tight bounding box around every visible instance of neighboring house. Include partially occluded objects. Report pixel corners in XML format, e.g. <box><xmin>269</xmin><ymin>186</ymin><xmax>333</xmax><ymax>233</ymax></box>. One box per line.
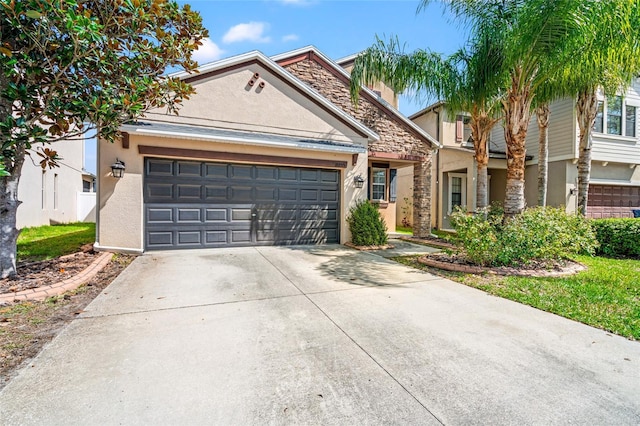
<box><xmin>94</xmin><ymin>47</ymin><xmax>438</xmax><ymax>253</ymax></box>
<box><xmin>17</xmin><ymin>137</ymin><xmax>96</xmax><ymax>229</ymax></box>
<box><xmin>409</xmin><ymin>78</ymin><xmax>640</xmax><ymax>229</ymax></box>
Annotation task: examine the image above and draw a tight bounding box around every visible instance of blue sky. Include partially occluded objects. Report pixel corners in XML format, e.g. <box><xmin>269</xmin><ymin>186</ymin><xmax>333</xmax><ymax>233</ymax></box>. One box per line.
<box><xmin>86</xmin><ymin>1</ymin><xmax>468</xmax><ymax>173</ymax></box>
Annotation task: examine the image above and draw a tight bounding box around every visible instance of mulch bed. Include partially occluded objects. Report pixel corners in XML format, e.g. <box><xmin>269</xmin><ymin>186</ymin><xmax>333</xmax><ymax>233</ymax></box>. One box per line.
<box><xmin>418</xmin><ymin>252</ymin><xmax>586</xmax><ymax>277</ymax></box>
<box><xmin>0</xmin><ymin>249</ymin><xmax>100</xmax><ymax>294</ymax></box>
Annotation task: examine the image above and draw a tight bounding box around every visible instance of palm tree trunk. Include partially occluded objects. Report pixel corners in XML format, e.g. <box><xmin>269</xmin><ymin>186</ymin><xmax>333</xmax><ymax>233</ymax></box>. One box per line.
<box><xmin>502</xmin><ymin>73</ymin><xmax>532</xmax><ymax>217</ymax></box>
<box><xmin>535</xmin><ymin>104</ymin><xmax>550</xmax><ymax>207</ymax></box>
<box><xmin>470</xmin><ymin>114</ymin><xmax>491</xmax><ymax>211</ymax></box>
<box><xmin>0</xmin><ymin>148</ymin><xmax>25</xmax><ymax>279</ymax></box>
<box><xmin>575</xmin><ymin>89</ymin><xmax>598</xmax><ymax>216</ymax></box>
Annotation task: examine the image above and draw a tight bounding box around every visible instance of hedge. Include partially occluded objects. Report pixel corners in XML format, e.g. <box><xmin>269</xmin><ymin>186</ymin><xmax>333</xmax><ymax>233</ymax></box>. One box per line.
<box><xmin>591</xmin><ymin>218</ymin><xmax>640</xmax><ymax>258</ymax></box>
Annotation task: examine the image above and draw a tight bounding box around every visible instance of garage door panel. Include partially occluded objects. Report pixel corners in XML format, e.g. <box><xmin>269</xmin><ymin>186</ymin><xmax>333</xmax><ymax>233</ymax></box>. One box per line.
<box><xmin>177</xmin><ymin>161</ymin><xmax>202</xmax><ymax>177</ymax></box>
<box><xmin>205</xmin><ymin>209</ymin><xmax>227</xmax><ymax>222</ymax></box>
<box><xmin>147</xmin><ymin>159</ymin><xmax>173</xmax><ymax>176</ymax></box>
<box><xmin>144</xmin><ymin>159</ymin><xmax>340</xmax><ymax>249</ymax></box>
<box><xmin>177</xmin><ymin>209</ymin><xmax>201</xmax><ymax>223</ymax></box>
<box><xmin>147</xmin><ymin>183</ymin><xmax>174</xmax><ymax>200</ymax></box>
<box><xmin>230</xmin><ymin>165</ymin><xmax>253</xmax><ymax>179</ymax></box>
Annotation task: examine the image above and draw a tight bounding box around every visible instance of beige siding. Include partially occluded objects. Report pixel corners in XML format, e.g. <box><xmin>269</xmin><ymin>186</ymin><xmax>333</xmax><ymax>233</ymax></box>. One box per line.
<box><xmin>489</xmin><ymin>97</ymin><xmax>577</xmax><ymax>161</ymax></box>
<box><xmin>340</xmin><ymin>63</ymin><xmax>399</xmax><ymax>109</ymax></box>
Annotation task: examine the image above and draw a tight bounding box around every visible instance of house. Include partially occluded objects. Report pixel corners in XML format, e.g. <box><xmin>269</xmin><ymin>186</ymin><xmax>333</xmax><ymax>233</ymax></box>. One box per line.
<box><xmin>94</xmin><ymin>47</ymin><xmax>438</xmax><ymax>253</ymax></box>
<box><xmin>17</xmin><ymin>137</ymin><xmax>96</xmax><ymax>229</ymax></box>
<box><xmin>409</xmin><ymin>79</ymin><xmax>640</xmax><ymax>228</ymax></box>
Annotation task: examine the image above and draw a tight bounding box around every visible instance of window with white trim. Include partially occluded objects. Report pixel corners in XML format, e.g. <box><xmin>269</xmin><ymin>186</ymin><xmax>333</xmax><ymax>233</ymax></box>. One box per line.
<box><xmin>371</xmin><ymin>168</ymin><xmax>386</xmax><ymax>201</ymax></box>
<box><xmin>41</xmin><ymin>170</ymin><xmax>46</xmax><ymax>210</ymax></box>
<box><xmin>594</xmin><ymin>96</ymin><xmax>637</xmax><ymax>137</ymax></box>
<box><xmin>448</xmin><ymin>173</ymin><xmax>467</xmax><ymax>213</ymax></box>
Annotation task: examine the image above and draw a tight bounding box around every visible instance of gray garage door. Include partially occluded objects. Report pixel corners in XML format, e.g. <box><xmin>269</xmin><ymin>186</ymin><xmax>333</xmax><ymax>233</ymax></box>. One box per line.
<box><xmin>144</xmin><ymin>158</ymin><xmax>340</xmax><ymax>249</ymax></box>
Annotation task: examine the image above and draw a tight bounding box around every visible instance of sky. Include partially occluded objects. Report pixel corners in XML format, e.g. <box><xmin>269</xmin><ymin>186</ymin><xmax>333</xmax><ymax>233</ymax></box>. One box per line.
<box><xmin>86</xmin><ymin>0</ymin><xmax>469</xmax><ymax>174</ymax></box>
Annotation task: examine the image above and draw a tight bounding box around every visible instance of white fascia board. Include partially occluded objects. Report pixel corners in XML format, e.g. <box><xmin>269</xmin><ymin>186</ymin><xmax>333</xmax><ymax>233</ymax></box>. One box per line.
<box><xmin>408</xmin><ymin>101</ymin><xmax>447</xmax><ymax>120</ymax></box>
<box><xmin>272</xmin><ymin>46</ymin><xmax>442</xmax><ymax>149</ymax></box>
<box><xmin>121</xmin><ymin>125</ymin><xmax>367</xmax><ymax>154</ymax></box>
<box><xmin>166</xmin><ymin>50</ymin><xmax>379</xmax><ymax>142</ymax></box>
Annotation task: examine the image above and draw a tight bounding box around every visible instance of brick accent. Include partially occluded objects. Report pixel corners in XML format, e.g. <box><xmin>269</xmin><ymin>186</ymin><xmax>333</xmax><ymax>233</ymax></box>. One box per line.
<box><xmin>282</xmin><ymin>58</ymin><xmax>433</xmax><ymax>235</ymax></box>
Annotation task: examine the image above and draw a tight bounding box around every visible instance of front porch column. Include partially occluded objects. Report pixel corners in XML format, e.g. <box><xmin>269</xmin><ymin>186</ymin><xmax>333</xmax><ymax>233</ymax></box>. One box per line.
<box><xmin>413</xmin><ymin>156</ymin><xmax>432</xmax><ymax>238</ymax></box>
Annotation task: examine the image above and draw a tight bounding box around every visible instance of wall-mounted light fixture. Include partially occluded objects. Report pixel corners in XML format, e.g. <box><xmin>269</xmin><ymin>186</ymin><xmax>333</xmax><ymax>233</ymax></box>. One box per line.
<box><xmin>111</xmin><ymin>159</ymin><xmax>126</xmax><ymax>178</ymax></box>
<box><xmin>569</xmin><ymin>187</ymin><xmax>577</xmax><ymax>196</ymax></box>
<box><xmin>354</xmin><ymin>174</ymin><xmax>365</xmax><ymax>189</ymax></box>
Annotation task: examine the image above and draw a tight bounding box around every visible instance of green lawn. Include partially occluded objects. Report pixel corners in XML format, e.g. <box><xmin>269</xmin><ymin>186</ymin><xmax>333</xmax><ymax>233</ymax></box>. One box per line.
<box><xmin>17</xmin><ymin>223</ymin><xmax>96</xmax><ymax>262</ymax></box>
<box><xmin>394</xmin><ymin>226</ymin><xmax>413</xmax><ymax>235</ymax></box>
<box><xmin>396</xmin><ymin>255</ymin><xmax>640</xmax><ymax>340</ymax></box>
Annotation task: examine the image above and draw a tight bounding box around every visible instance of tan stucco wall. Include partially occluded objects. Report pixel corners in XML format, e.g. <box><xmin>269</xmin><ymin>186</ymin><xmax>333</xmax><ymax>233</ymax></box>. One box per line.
<box><xmin>396</xmin><ymin>165</ymin><xmax>414</xmax><ymax>227</ymax></box>
<box><xmin>17</xmin><ymin>138</ymin><xmax>87</xmax><ymax>228</ymax></box>
<box><xmin>144</xmin><ymin>64</ymin><xmax>367</xmax><ymax>146</ymax></box>
<box><xmin>97</xmin><ymin>134</ymin><xmax>366</xmax><ymax>252</ymax></box>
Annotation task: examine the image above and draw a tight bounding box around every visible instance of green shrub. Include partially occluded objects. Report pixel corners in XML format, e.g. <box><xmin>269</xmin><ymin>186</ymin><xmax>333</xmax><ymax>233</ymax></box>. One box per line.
<box><xmin>450</xmin><ymin>206</ymin><xmax>597</xmax><ymax>266</ymax></box>
<box><xmin>591</xmin><ymin>218</ymin><xmax>640</xmax><ymax>258</ymax></box>
<box><xmin>347</xmin><ymin>200</ymin><xmax>388</xmax><ymax>246</ymax></box>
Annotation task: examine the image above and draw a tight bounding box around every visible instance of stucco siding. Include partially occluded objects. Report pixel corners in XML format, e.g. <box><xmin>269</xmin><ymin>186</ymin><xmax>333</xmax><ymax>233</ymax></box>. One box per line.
<box><xmin>144</xmin><ymin>64</ymin><xmax>367</xmax><ymax>147</ymax></box>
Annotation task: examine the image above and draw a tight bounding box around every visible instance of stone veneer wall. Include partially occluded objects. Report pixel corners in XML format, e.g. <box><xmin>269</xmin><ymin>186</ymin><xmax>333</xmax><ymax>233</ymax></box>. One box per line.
<box><xmin>283</xmin><ymin>58</ymin><xmax>433</xmax><ymax>236</ymax></box>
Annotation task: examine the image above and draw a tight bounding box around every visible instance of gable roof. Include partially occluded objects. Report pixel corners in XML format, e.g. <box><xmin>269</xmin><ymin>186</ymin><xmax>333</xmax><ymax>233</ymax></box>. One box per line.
<box><xmin>408</xmin><ymin>101</ymin><xmax>447</xmax><ymax>120</ymax></box>
<box><xmin>167</xmin><ymin>51</ymin><xmax>379</xmax><ymax>142</ymax></box>
<box><xmin>272</xmin><ymin>46</ymin><xmax>442</xmax><ymax>149</ymax></box>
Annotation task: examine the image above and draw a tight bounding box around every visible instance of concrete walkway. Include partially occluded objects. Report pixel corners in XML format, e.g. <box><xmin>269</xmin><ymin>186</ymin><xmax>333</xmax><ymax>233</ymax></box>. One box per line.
<box><xmin>1</xmin><ymin>245</ymin><xmax>639</xmax><ymax>425</ymax></box>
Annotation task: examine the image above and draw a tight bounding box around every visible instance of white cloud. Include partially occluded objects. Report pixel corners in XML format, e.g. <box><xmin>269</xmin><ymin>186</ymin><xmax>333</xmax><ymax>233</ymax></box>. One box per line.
<box><xmin>223</xmin><ymin>22</ymin><xmax>271</xmax><ymax>44</ymax></box>
<box><xmin>192</xmin><ymin>38</ymin><xmax>224</xmax><ymax>64</ymax></box>
<box><xmin>282</xmin><ymin>34</ymin><xmax>299</xmax><ymax>42</ymax></box>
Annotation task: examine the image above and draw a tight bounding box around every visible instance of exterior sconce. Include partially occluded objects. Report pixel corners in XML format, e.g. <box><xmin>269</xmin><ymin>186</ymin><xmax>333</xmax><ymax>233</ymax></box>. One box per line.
<box><xmin>354</xmin><ymin>175</ymin><xmax>365</xmax><ymax>189</ymax></box>
<box><xmin>111</xmin><ymin>159</ymin><xmax>126</xmax><ymax>178</ymax></box>
<box><xmin>569</xmin><ymin>187</ymin><xmax>577</xmax><ymax>196</ymax></box>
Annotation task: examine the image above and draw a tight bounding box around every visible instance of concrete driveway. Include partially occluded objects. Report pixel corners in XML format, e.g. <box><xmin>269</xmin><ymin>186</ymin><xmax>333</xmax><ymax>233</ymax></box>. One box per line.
<box><xmin>1</xmin><ymin>245</ymin><xmax>639</xmax><ymax>425</ymax></box>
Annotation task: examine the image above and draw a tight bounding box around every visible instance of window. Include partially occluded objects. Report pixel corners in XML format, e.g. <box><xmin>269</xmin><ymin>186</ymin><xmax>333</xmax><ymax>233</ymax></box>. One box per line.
<box><xmin>83</xmin><ymin>180</ymin><xmax>91</xmax><ymax>192</ymax></box>
<box><xmin>448</xmin><ymin>173</ymin><xmax>467</xmax><ymax>213</ymax></box>
<box><xmin>593</xmin><ymin>96</ymin><xmax>637</xmax><ymax>137</ymax></box>
<box><xmin>53</xmin><ymin>173</ymin><xmax>58</xmax><ymax>210</ymax></box>
<box><xmin>41</xmin><ymin>171</ymin><xmax>46</xmax><ymax>210</ymax></box>
<box><xmin>594</xmin><ymin>101</ymin><xmax>604</xmax><ymax>133</ymax></box>
<box><xmin>607</xmin><ymin>96</ymin><xmax>622</xmax><ymax>135</ymax></box>
<box><xmin>371</xmin><ymin>168</ymin><xmax>386</xmax><ymax>201</ymax></box>
<box><xmin>456</xmin><ymin>115</ymin><xmax>473</xmax><ymax>144</ymax></box>
<box><xmin>626</xmin><ymin>105</ymin><xmax>636</xmax><ymax>137</ymax></box>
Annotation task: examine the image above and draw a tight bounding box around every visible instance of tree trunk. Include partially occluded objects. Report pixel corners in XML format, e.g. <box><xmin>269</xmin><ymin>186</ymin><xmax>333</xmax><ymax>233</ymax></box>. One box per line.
<box><xmin>502</xmin><ymin>71</ymin><xmax>532</xmax><ymax>217</ymax></box>
<box><xmin>535</xmin><ymin>104</ymin><xmax>550</xmax><ymax>207</ymax></box>
<box><xmin>470</xmin><ymin>112</ymin><xmax>492</xmax><ymax>211</ymax></box>
<box><xmin>0</xmin><ymin>149</ymin><xmax>25</xmax><ymax>279</ymax></box>
<box><xmin>575</xmin><ymin>88</ymin><xmax>598</xmax><ymax>216</ymax></box>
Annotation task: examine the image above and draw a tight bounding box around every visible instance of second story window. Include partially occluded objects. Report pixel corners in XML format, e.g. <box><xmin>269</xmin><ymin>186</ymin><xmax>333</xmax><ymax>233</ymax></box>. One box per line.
<box><xmin>594</xmin><ymin>95</ymin><xmax>637</xmax><ymax>138</ymax></box>
<box><xmin>607</xmin><ymin>96</ymin><xmax>623</xmax><ymax>135</ymax></box>
<box><xmin>626</xmin><ymin>105</ymin><xmax>636</xmax><ymax>137</ymax></box>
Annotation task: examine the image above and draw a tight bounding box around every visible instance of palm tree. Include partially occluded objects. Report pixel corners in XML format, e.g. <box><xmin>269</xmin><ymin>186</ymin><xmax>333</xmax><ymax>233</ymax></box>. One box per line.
<box><xmin>431</xmin><ymin>0</ymin><xmax>589</xmax><ymax>217</ymax></box>
<box><xmin>349</xmin><ymin>33</ymin><xmax>504</xmax><ymax>211</ymax></box>
<box><xmin>563</xmin><ymin>0</ymin><xmax>640</xmax><ymax>216</ymax></box>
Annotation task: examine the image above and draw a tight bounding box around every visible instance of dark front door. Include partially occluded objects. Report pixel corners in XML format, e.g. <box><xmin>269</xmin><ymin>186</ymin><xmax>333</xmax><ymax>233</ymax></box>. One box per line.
<box><xmin>143</xmin><ymin>158</ymin><xmax>340</xmax><ymax>250</ymax></box>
